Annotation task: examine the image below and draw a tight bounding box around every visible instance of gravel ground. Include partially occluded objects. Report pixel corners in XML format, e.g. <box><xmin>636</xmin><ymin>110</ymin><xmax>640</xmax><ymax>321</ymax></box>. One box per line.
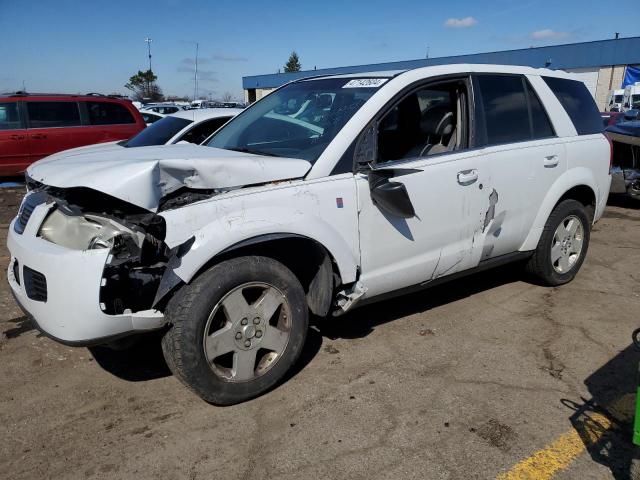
<box><xmin>0</xmin><ymin>187</ymin><xmax>639</xmax><ymax>480</ymax></box>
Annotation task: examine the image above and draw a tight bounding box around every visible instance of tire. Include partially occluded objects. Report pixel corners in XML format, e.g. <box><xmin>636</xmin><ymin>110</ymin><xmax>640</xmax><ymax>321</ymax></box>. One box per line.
<box><xmin>161</xmin><ymin>256</ymin><xmax>308</xmax><ymax>405</ymax></box>
<box><xmin>525</xmin><ymin>199</ymin><xmax>590</xmax><ymax>286</ymax></box>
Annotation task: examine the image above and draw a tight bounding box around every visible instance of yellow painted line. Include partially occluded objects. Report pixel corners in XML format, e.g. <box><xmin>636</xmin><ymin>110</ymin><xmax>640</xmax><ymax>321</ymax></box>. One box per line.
<box><xmin>496</xmin><ymin>412</ymin><xmax>612</xmax><ymax>480</ymax></box>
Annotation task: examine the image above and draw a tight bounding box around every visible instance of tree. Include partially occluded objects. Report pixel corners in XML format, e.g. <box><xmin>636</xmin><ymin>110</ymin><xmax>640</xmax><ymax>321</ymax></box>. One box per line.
<box><xmin>221</xmin><ymin>91</ymin><xmax>234</xmax><ymax>102</ymax></box>
<box><xmin>125</xmin><ymin>69</ymin><xmax>164</xmax><ymax>102</ymax></box>
<box><xmin>284</xmin><ymin>51</ymin><xmax>301</xmax><ymax>72</ymax></box>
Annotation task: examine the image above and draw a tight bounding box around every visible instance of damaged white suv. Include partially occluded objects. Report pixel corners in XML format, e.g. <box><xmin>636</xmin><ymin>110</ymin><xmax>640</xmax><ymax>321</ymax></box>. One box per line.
<box><xmin>8</xmin><ymin>65</ymin><xmax>610</xmax><ymax>405</ymax></box>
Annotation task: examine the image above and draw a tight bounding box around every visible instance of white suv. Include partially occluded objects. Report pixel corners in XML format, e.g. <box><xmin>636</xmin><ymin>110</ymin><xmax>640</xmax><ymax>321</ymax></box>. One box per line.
<box><xmin>8</xmin><ymin>64</ymin><xmax>610</xmax><ymax>405</ymax></box>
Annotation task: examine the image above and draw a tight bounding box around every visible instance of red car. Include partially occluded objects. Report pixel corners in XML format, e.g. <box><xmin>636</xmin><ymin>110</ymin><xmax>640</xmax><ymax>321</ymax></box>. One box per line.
<box><xmin>0</xmin><ymin>93</ymin><xmax>145</xmax><ymax>176</ymax></box>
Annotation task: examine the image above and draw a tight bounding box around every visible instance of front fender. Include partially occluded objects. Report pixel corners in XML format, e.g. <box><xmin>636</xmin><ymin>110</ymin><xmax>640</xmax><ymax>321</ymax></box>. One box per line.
<box><xmin>520</xmin><ymin>167</ymin><xmax>601</xmax><ymax>252</ymax></box>
<box><xmin>165</xmin><ymin>204</ymin><xmax>359</xmax><ymax>285</ymax></box>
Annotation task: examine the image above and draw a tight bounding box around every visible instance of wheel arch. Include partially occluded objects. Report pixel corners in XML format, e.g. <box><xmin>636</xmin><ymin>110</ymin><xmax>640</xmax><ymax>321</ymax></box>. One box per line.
<box><xmin>162</xmin><ymin>233</ymin><xmax>348</xmax><ymax>318</ymax></box>
<box><xmin>520</xmin><ymin>168</ymin><xmax>599</xmax><ymax>252</ymax></box>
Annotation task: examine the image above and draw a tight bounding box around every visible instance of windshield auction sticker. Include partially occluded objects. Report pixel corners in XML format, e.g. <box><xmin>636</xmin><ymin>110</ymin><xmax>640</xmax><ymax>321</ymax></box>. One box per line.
<box><xmin>343</xmin><ymin>78</ymin><xmax>389</xmax><ymax>88</ymax></box>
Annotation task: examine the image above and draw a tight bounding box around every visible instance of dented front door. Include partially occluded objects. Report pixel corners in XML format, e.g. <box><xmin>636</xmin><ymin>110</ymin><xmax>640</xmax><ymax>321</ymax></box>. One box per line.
<box><xmin>356</xmin><ymin>150</ymin><xmax>488</xmax><ymax>299</ymax></box>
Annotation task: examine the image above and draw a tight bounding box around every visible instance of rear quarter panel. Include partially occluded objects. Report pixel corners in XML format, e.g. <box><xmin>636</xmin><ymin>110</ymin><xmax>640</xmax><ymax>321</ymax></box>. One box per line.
<box><xmin>520</xmin><ymin>134</ymin><xmax>611</xmax><ymax>251</ymax></box>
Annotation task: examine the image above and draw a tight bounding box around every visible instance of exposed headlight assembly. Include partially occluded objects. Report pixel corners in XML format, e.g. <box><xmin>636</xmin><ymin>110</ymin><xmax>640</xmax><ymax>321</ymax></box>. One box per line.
<box><xmin>38</xmin><ymin>208</ymin><xmax>143</xmax><ymax>251</ymax></box>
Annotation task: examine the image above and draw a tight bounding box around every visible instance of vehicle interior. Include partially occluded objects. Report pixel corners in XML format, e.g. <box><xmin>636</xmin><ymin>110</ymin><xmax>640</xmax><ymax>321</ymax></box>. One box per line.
<box><xmin>232</xmin><ymin>90</ymin><xmax>372</xmax><ymax>161</ymax></box>
<box><xmin>206</xmin><ymin>77</ymin><xmax>388</xmax><ymax>162</ymax></box>
<box><xmin>377</xmin><ymin>80</ymin><xmax>467</xmax><ymax>163</ymax></box>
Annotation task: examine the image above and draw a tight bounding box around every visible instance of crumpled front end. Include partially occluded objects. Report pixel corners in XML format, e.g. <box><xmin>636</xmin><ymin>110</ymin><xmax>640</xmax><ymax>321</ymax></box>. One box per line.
<box><xmin>7</xmin><ymin>189</ymin><xmax>173</xmax><ymax>345</ymax></box>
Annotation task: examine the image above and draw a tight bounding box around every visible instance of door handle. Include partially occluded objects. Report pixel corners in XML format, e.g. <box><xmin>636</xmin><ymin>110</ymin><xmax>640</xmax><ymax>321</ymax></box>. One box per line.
<box><xmin>9</xmin><ymin>134</ymin><xmax>25</xmax><ymax>140</ymax></box>
<box><xmin>543</xmin><ymin>155</ymin><xmax>559</xmax><ymax>168</ymax></box>
<box><xmin>31</xmin><ymin>133</ymin><xmax>47</xmax><ymax>140</ymax></box>
<box><xmin>457</xmin><ymin>169</ymin><xmax>478</xmax><ymax>185</ymax></box>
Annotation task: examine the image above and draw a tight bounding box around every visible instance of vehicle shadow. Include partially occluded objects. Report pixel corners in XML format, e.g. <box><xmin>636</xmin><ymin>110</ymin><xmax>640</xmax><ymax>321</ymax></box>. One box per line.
<box><xmin>89</xmin><ymin>263</ymin><xmax>522</xmax><ymax>387</ymax></box>
<box><xmin>314</xmin><ymin>262</ymin><xmax>525</xmax><ymax>340</ymax></box>
<box><xmin>88</xmin><ymin>331</ymin><xmax>172</xmax><ymax>382</ymax></box>
<box><xmin>607</xmin><ymin>193</ymin><xmax>640</xmax><ymax>209</ymax></box>
<box><xmin>563</xmin><ymin>343</ymin><xmax>640</xmax><ymax>479</ymax></box>
<box><xmin>89</xmin><ymin>324</ymin><xmax>324</xmax><ymax>385</ymax></box>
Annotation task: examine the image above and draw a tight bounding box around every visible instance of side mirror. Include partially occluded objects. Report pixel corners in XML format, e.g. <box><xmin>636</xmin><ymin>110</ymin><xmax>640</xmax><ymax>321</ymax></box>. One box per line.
<box><xmin>368</xmin><ymin>170</ymin><xmax>416</xmax><ymax>218</ymax></box>
<box><xmin>354</xmin><ymin>124</ymin><xmax>376</xmax><ymax>166</ymax></box>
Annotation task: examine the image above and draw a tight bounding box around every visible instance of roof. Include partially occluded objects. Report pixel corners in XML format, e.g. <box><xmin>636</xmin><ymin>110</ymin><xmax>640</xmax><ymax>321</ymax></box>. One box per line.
<box><xmin>243</xmin><ymin>36</ymin><xmax>640</xmax><ymax>89</ymax></box>
<box><xmin>0</xmin><ymin>92</ymin><xmax>131</xmax><ymax>102</ymax></box>
<box><xmin>169</xmin><ymin>108</ymin><xmax>243</xmax><ymax>122</ymax></box>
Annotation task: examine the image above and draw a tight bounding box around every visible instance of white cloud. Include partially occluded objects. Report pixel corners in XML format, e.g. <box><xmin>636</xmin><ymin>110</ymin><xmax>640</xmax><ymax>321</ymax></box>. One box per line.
<box><xmin>444</xmin><ymin>17</ymin><xmax>478</xmax><ymax>28</ymax></box>
<box><xmin>531</xmin><ymin>29</ymin><xmax>570</xmax><ymax>40</ymax></box>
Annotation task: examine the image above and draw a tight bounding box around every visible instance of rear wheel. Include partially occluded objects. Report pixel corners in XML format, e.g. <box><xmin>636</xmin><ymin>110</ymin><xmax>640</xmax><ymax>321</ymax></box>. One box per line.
<box><xmin>161</xmin><ymin>256</ymin><xmax>308</xmax><ymax>405</ymax></box>
<box><xmin>526</xmin><ymin>199</ymin><xmax>590</xmax><ymax>286</ymax></box>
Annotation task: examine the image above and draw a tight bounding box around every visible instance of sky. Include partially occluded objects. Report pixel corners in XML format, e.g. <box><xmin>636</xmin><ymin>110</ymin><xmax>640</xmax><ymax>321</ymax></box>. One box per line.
<box><xmin>0</xmin><ymin>0</ymin><xmax>635</xmax><ymax>100</ymax></box>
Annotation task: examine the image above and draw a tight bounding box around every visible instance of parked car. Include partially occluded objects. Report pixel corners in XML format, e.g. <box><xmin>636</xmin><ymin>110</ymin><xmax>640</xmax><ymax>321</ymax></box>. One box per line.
<box><xmin>125</xmin><ymin>108</ymin><xmax>241</xmax><ymax>146</ymax></box>
<box><xmin>8</xmin><ymin>65</ymin><xmax>610</xmax><ymax>405</ymax></box>
<box><xmin>141</xmin><ymin>104</ymin><xmax>185</xmax><ymax>115</ymax></box>
<box><xmin>622</xmin><ymin>83</ymin><xmax>640</xmax><ymax>111</ymax></box>
<box><xmin>606</xmin><ymin>88</ymin><xmax>625</xmax><ymax>112</ymax></box>
<box><xmin>606</xmin><ymin>120</ymin><xmax>640</xmax><ymax>199</ymax></box>
<box><xmin>0</xmin><ymin>93</ymin><xmax>145</xmax><ymax>175</ymax></box>
<box><xmin>601</xmin><ymin>111</ymin><xmax>625</xmax><ymax>127</ymax></box>
<box><xmin>43</xmin><ymin>108</ymin><xmax>242</xmax><ymax>157</ymax></box>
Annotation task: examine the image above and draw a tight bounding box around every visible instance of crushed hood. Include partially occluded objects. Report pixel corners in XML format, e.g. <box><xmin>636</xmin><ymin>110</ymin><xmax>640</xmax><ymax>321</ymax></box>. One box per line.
<box><xmin>27</xmin><ymin>144</ymin><xmax>312</xmax><ymax>211</ymax></box>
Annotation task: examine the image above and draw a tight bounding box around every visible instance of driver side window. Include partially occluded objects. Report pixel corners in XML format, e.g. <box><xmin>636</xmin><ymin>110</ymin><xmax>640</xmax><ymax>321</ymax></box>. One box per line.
<box><xmin>377</xmin><ymin>79</ymin><xmax>468</xmax><ymax>164</ymax></box>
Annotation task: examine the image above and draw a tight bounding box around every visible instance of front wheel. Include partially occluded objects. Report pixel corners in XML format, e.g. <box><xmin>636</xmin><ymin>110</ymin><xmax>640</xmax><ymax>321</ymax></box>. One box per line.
<box><xmin>161</xmin><ymin>256</ymin><xmax>308</xmax><ymax>405</ymax></box>
<box><xmin>525</xmin><ymin>199</ymin><xmax>591</xmax><ymax>286</ymax></box>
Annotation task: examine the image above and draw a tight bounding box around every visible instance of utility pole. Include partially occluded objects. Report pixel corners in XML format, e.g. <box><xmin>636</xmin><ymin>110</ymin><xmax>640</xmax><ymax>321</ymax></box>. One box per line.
<box><xmin>426</xmin><ymin>46</ymin><xmax>430</xmax><ymax>59</ymax></box>
<box><xmin>194</xmin><ymin>42</ymin><xmax>199</xmax><ymax>101</ymax></box>
<box><xmin>145</xmin><ymin>37</ymin><xmax>153</xmax><ymax>71</ymax></box>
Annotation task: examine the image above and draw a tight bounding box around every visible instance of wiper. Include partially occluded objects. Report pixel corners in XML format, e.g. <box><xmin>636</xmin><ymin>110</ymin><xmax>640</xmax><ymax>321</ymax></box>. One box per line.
<box><xmin>227</xmin><ymin>147</ymin><xmax>281</xmax><ymax>157</ymax></box>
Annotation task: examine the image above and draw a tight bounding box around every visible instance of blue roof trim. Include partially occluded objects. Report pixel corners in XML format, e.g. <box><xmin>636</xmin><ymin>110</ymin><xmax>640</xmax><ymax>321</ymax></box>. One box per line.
<box><xmin>243</xmin><ymin>37</ymin><xmax>640</xmax><ymax>89</ymax></box>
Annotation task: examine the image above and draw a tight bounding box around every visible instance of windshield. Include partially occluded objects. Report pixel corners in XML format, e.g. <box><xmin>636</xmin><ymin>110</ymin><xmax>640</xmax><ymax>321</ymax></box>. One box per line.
<box><xmin>206</xmin><ymin>77</ymin><xmax>387</xmax><ymax>161</ymax></box>
<box><xmin>614</xmin><ymin>94</ymin><xmax>624</xmax><ymax>103</ymax></box>
<box><xmin>124</xmin><ymin>116</ymin><xmax>192</xmax><ymax>147</ymax></box>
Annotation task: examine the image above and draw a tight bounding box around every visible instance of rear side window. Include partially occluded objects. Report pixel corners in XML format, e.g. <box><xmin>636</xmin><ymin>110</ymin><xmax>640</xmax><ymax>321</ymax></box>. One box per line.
<box><xmin>26</xmin><ymin>101</ymin><xmax>81</xmax><ymax>128</ymax></box>
<box><xmin>86</xmin><ymin>101</ymin><xmax>135</xmax><ymax>125</ymax></box>
<box><xmin>525</xmin><ymin>80</ymin><xmax>554</xmax><ymax>139</ymax></box>
<box><xmin>0</xmin><ymin>102</ymin><xmax>22</xmax><ymax>130</ymax></box>
<box><xmin>542</xmin><ymin>77</ymin><xmax>602</xmax><ymax>135</ymax></box>
<box><xmin>476</xmin><ymin>75</ymin><xmax>530</xmax><ymax>145</ymax></box>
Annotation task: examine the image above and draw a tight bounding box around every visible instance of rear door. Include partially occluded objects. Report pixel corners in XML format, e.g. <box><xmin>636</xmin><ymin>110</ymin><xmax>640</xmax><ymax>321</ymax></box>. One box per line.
<box><xmin>81</xmin><ymin>100</ymin><xmax>141</xmax><ymax>144</ymax></box>
<box><xmin>470</xmin><ymin>74</ymin><xmax>565</xmax><ymax>260</ymax></box>
<box><xmin>25</xmin><ymin>100</ymin><xmax>83</xmax><ymax>161</ymax></box>
<box><xmin>356</xmin><ymin>76</ymin><xmax>488</xmax><ymax>298</ymax></box>
<box><xmin>0</xmin><ymin>100</ymin><xmax>30</xmax><ymax>175</ymax></box>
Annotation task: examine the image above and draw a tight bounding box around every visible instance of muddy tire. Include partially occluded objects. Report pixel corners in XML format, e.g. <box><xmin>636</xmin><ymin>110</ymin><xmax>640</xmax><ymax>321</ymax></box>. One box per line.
<box><xmin>525</xmin><ymin>199</ymin><xmax>590</xmax><ymax>286</ymax></box>
<box><xmin>161</xmin><ymin>256</ymin><xmax>308</xmax><ymax>405</ymax></box>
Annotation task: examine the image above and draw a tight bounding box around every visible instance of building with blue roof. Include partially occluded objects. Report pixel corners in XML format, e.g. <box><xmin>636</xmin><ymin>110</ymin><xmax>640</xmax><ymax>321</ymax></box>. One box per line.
<box><xmin>243</xmin><ymin>36</ymin><xmax>640</xmax><ymax>110</ymax></box>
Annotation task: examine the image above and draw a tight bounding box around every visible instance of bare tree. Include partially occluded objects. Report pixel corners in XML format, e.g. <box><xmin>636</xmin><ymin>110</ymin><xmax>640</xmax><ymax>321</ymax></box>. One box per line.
<box><xmin>221</xmin><ymin>91</ymin><xmax>234</xmax><ymax>102</ymax></box>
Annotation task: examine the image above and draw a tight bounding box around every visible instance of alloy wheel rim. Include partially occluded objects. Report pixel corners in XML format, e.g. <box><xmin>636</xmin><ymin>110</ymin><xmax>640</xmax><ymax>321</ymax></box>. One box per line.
<box><xmin>203</xmin><ymin>282</ymin><xmax>291</xmax><ymax>382</ymax></box>
<box><xmin>550</xmin><ymin>215</ymin><xmax>584</xmax><ymax>274</ymax></box>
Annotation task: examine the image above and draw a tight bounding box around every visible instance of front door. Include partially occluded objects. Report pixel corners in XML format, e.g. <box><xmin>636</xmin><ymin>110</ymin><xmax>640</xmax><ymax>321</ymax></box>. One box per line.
<box><xmin>0</xmin><ymin>101</ymin><xmax>30</xmax><ymax>175</ymax></box>
<box><xmin>355</xmin><ymin>77</ymin><xmax>488</xmax><ymax>299</ymax></box>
